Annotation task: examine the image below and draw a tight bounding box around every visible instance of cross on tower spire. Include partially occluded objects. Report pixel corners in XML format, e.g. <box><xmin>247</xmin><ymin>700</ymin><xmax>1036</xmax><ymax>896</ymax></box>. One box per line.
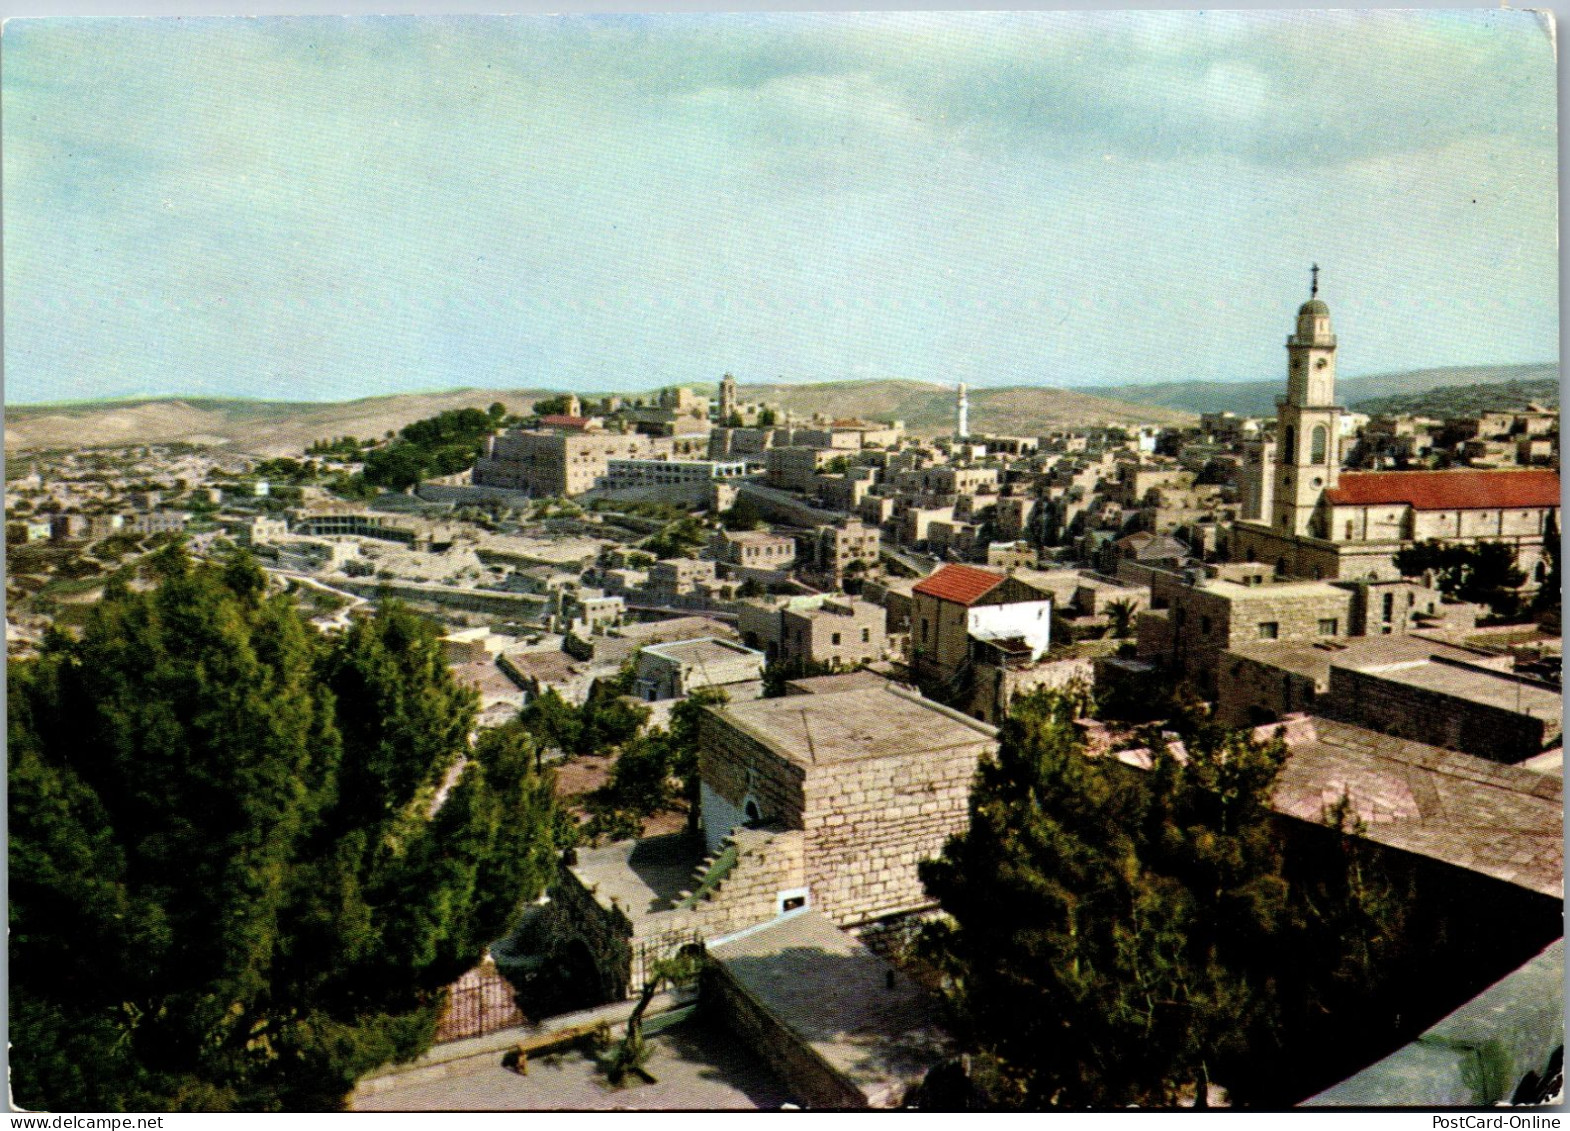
<box><xmin>1310</xmin><ymin>263</ymin><xmax>1320</xmax><ymax>298</ymax></box>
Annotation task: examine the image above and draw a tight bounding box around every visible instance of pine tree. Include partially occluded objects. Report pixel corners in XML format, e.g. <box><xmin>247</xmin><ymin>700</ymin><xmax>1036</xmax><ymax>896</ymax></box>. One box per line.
<box><xmin>919</xmin><ymin>688</ymin><xmax>1404</xmax><ymax>1108</ymax></box>
<box><xmin>9</xmin><ymin>548</ymin><xmax>564</xmax><ymax>1111</ymax></box>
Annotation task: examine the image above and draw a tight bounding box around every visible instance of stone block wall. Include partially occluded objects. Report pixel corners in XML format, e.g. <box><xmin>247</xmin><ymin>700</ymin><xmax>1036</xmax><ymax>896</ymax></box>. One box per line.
<box><xmin>1324</xmin><ymin>665</ymin><xmax>1551</xmax><ymax>763</ymax></box>
<box><xmin>702</xmin><ymin>963</ymin><xmax>866</xmax><ymax>1109</ymax></box>
<box><xmin>799</xmin><ymin>741</ymin><xmax>987</xmax><ymax>927</ymax></box>
<box><xmin>698</xmin><ymin>709</ymin><xmax>807</xmax><ymax>834</ymax></box>
<box><xmin>671</xmin><ymin>826</ymin><xmax>808</xmax><ymax>942</ymax></box>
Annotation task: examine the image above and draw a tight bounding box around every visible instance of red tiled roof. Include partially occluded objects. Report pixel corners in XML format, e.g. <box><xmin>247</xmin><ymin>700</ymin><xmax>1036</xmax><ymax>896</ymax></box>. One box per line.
<box><xmin>913</xmin><ymin>563</ymin><xmax>1004</xmax><ymax>606</ymax></box>
<box><xmin>539</xmin><ymin>414</ymin><xmax>591</xmax><ymax>429</ymax></box>
<box><xmin>1324</xmin><ymin>470</ymin><xmax>1561</xmax><ymax>512</ymax></box>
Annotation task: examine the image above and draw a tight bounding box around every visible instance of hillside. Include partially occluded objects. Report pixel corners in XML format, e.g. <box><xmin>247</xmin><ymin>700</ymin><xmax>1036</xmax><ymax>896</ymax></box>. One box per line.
<box><xmin>5</xmin><ymin>389</ymin><xmax>553</xmax><ymax>455</ymax></box>
<box><xmin>6</xmin><ymin>380</ymin><xmax>1190</xmax><ymax>452</ymax></box>
<box><xmin>739</xmin><ymin>379</ymin><xmax>1193</xmax><ymax>435</ymax></box>
<box><xmin>1350</xmin><ymin>378</ymin><xmax>1560</xmax><ymax>418</ymax></box>
<box><xmin>1078</xmin><ymin>363</ymin><xmax>1559</xmax><ymax>418</ymax></box>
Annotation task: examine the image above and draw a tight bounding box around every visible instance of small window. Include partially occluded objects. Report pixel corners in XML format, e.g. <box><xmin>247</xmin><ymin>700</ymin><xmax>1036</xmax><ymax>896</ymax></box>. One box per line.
<box><xmin>831</xmin><ymin>632</ymin><xmax>842</xmax><ymax>646</ymax></box>
<box><xmin>1318</xmin><ymin>618</ymin><xmax>1338</xmax><ymax>636</ymax></box>
<box><xmin>1257</xmin><ymin>621</ymin><xmax>1279</xmax><ymax>640</ymax></box>
<box><xmin>921</xmin><ymin>619</ymin><xmax>929</xmax><ymax>642</ymax></box>
<box><xmin>1200</xmin><ymin>615</ymin><xmax>1212</xmax><ymax>636</ymax></box>
<box><xmin>861</xmin><ymin>628</ymin><xmax>870</xmax><ymax>643</ymax></box>
<box><xmin>1345</xmin><ymin>520</ymin><xmax>1354</xmax><ymax>539</ymax></box>
<box><xmin>781</xmin><ymin>894</ymin><xmax>806</xmax><ymax>913</ymax></box>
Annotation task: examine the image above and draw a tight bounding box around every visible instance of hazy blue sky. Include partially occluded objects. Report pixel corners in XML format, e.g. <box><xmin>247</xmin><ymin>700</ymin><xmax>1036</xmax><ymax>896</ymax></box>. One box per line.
<box><xmin>2</xmin><ymin>11</ymin><xmax>1558</xmax><ymax>404</ymax></box>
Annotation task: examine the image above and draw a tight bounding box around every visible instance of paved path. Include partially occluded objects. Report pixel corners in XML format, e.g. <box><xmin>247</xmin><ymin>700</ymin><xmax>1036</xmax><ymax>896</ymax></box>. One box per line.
<box><xmin>353</xmin><ymin>1018</ymin><xmax>791</xmax><ymax>1111</ymax></box>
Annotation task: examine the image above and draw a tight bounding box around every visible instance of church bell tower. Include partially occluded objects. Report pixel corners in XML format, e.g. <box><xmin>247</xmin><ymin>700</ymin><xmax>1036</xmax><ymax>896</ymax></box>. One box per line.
<box><xmin>1271</xmin><ymin>266</ymin><xmax>1344</xmax><ymax>538</ymax></box>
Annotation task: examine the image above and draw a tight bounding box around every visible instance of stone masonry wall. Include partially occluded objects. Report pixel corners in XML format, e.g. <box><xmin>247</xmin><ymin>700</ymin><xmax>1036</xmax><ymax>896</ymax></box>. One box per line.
<box><xmin>800</xmin><ymin>740</ymin><xmax>989</xmax><ymax>928</ymax></box>
<box><xmin>1324</xmin><ymin>665</ymin><xmax>1551</xmax><ymax>763</ymax></box>
<box><xmin>702</xmin><ymin>963</ymin><xmax>867</xmax><ymax>1109</ymax></box>
<box><xmin>668</xmin><ymin>826</ymin><xmax>807</xmax><ymax>943</ymax></box>
<box><xmin>698</xmin><ymin>709</ymin><xmax>808</xmax><ymax>832</ymax></box>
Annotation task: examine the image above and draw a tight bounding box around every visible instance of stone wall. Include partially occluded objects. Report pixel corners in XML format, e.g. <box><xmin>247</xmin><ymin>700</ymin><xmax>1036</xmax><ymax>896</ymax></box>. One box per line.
<box><xmin>1324</xmin><ymin>664</ymin><xmax>1553</xmax><ymax>763</ymax></box>
<box><xmin>799</xmin><ymin>741</ymin><xmax>986</xmax><ymax>927</ymax></box>
<box><xmin>699</xmin><ymin>712</ymin><xmax>808</xmax><ymax>827</ymax></box>
<box><xmin>702</xmin><ymin>962</ymin><xmax>867</xmax><ymax>1109</ymax></box>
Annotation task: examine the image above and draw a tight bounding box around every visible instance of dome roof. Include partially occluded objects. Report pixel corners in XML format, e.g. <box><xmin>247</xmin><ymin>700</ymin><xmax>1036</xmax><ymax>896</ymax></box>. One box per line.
<box><xmin>1298</xmin><ymin>298</ymin><xmax>1330</xmax><ymax>318</ymax></box>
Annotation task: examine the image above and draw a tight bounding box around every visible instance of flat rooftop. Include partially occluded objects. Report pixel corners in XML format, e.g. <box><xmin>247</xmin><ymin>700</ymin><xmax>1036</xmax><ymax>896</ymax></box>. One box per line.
<box><xmin>709</xmin><ymin>909</ymin><xmax>952</xmax><ymax>1108</ymax></box>
<box><xmin>641</xmin><ymin>637</ymin><xmax>763</xmax><ymax>666</ymax></box>
<box><xmin>564</xmin><ymin>832</ymin><xmax>702</xmax><ymax>934</ymax></box>
<box><xmin>1348</xmin><ymin>656</ymin><xmax>1562</xmax><ymax>724</ymax></box>
<box><xmin>1270</xmin><ymin>717</ymin><xmax>1562</xmax><ymax>899</ymax></box>
<box><xmin>717</xmin><ymin>685</ymin><xmax>996</xmax><ymax>767</ymax></box>
<box><xmin>1200</xmin><ymin>577</ymin><xmax>1348</xmax><ymax>600</ymax></box>
<box><xmin>1228</xmin><ymin>636</ymin><xmax>1513</xmax><ymax>689</ymax></box>
<box><xmin>784</xmin><ymin>670</ymin><xmax>895</xmax><ymax>696</ymax></box>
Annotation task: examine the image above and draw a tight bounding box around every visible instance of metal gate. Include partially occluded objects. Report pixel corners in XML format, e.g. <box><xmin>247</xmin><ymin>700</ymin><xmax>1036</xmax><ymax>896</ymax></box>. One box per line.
<box><xmin>434</xmin><ymin>963</ymin><xmax>526</xmax><ymax>1044</ymax></box>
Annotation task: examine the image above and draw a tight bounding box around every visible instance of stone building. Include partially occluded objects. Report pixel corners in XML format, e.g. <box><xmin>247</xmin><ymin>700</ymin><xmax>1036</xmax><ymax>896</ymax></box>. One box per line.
<box><xmin>695</xmin><ymin>685</ymin><xmax>997</xmax><ymax>923</ymax></box>
<box><xmin>1233</xmin><ymin>278</ymin><xmax>1559</xmax><ymax>583</ymax></box>
<box><xmin>765</xmin><ymin>447</ymin><xmax>838</xmax><ymax>491</ymax></box>
<box><xmin>646</xmin><ymin>557</ymin><xmax>717</xmax><ymax>597</ymax></box>
<box><xmin>779</xmin><ymin>597</ymin><xmax>887</xmax><ymax>668</ymax></box>
<box><xmin>473</xmin><ymin>428</ymin><xmax>656</xmax><ymax>497</ymax></box>
<box><xmin>1136</xmin><ymin>570</ymin><xmax>1357</xmax><ymax>697</ymax></box>
<box><xmin>710</xmin><ymin>529</ymin><xmax>797</xmax><ymax>576</ymax></box>
<box><xmin>1214</xmin><ymin>635</ymin><xmax>1513</xmax><ymax>730</ymax></box>
<box><xmin>910</xmin><ymin>563</ymin><xmax>1052</xmax><ymax>689</ymax></box>
<box><xmin>529</xmin><ymin>684</ymin><xmax>996</xmax><ymax>1015</ymax></box>
<box><xmin>806</xmin><ymin>519</ymin><xmax>881</xmax><ymax>583</ymax></box>
<box><xmin>632</xmin><ymin>637</ymin><xmax>766</xmax><ymax>702</ymax></box>
<box><xmin>1321</xmin><ymin>656</ymin><xmax>1561</xmax><ymax>764</ymax></box>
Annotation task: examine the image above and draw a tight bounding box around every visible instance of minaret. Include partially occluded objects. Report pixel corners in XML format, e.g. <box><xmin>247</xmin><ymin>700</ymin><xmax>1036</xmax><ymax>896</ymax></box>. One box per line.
<box><xmin>956</xmin><ymin>382</ymin><xmax>969</xmax><ymax>441</ymax></box>
<box><xmin>719</xmin><ymin>373</ymin><xmax>738</xmax><ymax>423</ymax></box>
<box><xmin>1271</xmin><ymin>265</ymin><xmax>1345</xmax><ymax>538</ymax></box>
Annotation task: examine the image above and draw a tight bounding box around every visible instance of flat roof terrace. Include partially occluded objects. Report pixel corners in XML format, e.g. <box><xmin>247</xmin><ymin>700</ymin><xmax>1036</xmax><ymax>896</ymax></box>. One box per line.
<box><xmin>1350</xmin><ymin>656</ymin><xmax>1562</xmax><ymax>728</ymax></box>
<box><xmin>716</xmin><ymin>685</ymin><xmax>997</xmax><ymax>767</ymax></box>
<box><xmin>1269</xmin><ymin>717</ymin><xmax>1562</xmax><ymax>899</ymax></box>
<box><xmin>1228</xmin><ymin>636</ymin><xmax>1514</xmax><ymax>688</ymax></box>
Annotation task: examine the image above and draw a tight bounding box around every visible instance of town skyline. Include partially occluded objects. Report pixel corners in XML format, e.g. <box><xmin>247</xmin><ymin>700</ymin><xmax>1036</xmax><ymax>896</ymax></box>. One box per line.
<box><xmin>3</xmin><ymin>10</ymin><xmax>1558</xmax><ymax>406</ymax></box>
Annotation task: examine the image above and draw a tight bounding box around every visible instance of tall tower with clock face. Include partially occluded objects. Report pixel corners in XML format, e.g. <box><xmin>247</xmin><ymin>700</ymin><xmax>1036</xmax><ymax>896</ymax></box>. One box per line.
<box><xmin>1271</xmin><ymin>266</ymin><xmax>1345</xmax><ymax>538</ymax></box>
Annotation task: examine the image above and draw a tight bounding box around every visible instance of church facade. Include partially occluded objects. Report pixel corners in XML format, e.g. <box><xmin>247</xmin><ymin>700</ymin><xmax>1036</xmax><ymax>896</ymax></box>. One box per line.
<box><xmin>1232</xmin><ymin>278</ymin><xmax>1559</xmax><ymax>586</ymax></box>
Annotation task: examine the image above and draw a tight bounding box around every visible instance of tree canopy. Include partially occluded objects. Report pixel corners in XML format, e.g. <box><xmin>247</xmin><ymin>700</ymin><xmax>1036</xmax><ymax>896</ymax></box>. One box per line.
<box><xmin>1394</xmin><ymin>538</ymin><xmax>1528</xmax><ymax>618</ymax></box>
<box><xmin>919</xmin><ymin>689</ymin><xmax>1410</xmax><ymax>1108</ymax></box>
<box><xmin>9</xmin><ymin>549</ymin><xmax>565</xmax><ymax>1111</ymax></box>
<box><xmin>362</xmin><ymin>407</ymin><xmax>497</xmax><ymax>491</ymax></box>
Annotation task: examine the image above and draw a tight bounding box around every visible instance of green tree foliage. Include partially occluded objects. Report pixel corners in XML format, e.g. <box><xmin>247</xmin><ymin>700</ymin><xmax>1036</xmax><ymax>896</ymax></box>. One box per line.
<box><xmin>757</xmin><ymin>407</ymin><xmax>777</xmax><ymax>428</ymax></box>
<box><xmin>761</xmin><ymin>657</ymin><xmax>838</xmax><ymax>698</ymax></box>
<box><xmin>1104</xmin><ymin>598</ymin><xmax>1138</xmax><ymax>639</ymax></box>
<box><xmin>1395</xmin><ymin>539</ymin><xmax>1527</xmax><ymax>618</ymax></box>
<box><xmin>362</xmin><ymin>408</ymin><xmax>497</xmax><ymax>491</ymax></box>
<box><xmin>532</xmin><ymin>395</ymin><xmax>574</xmax><ymax>417</ymax></box>
<box><xmin>920</xmin><ymin>688</ymin><xmax>1408</xmax><ymax>1108</ymax></box>
<box><xmin>640</xmin><ymin>515</ymin><xmax>707</xmax><ymax>560</ymax></box>
<box><xmin>9</xmin><ymin>549</ymin><xmax>564</xmax><ymax>1111</ymax></box>
<box><xmin>720</xmin><ymin>496</ymin><xmax>762</xmax><ymax>532</ymax></box>
<box><xmin>519</xmin><ymin>665</ymin><xmax>650</xmax><ymax>760</ymax></box>
<box><xmin>1533</xmin><ymin>513</ymin><xmax>1560</xmax><ymax>613</ymax></box>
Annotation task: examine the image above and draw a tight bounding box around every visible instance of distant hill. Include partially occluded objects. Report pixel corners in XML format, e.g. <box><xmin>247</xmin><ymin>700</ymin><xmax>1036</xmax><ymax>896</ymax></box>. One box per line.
<box><xmin>739</xmin><ymin>379</ymin><xmax>1193</xmax><ymax>436</ymax></box>
<box><xmin>1350</xmin><ymin>379</ymin><xmax>1560</xmax><ymax>418</ymax></box>
<box><xmin>6</xmin><ymin>380</ymin><xmax>1190</xmax><ymax>452</ymax></box>
<box><xmin>1077</xmin><ymin>363</ymin><xmax>1559</xmax><ymax>418</ymax></box>
<box><xmin>5</xmin><ymin>390</ymin><xmax>554</xmax><ymax>455</ymax></box>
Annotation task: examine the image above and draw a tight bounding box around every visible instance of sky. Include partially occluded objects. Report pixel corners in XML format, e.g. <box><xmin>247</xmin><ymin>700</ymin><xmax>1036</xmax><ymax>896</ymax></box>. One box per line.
<box><xmin>1</xmin><ymin>10</ymin><xmax>1559</xmax><ymax>404</ymax></box>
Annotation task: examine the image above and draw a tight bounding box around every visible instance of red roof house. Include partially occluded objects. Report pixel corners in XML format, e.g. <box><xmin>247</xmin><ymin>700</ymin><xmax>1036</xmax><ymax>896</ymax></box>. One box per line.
<box><xmin>913</xmin><ymin>563</ymin><xmax>1006</xmax><ymax>606</ymax></box>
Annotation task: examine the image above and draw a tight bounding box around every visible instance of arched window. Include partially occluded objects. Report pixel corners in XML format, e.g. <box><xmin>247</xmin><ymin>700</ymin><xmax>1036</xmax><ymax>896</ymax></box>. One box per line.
<box><xmin>1282</xmin><ymin>426</ymin><xmax>1296</xmax><ymax>463</ymax></box>
<box><xmin>1311</xmin><ymin>425</ymin><xmax>1328</xmax><ymax>464</ymax></box>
